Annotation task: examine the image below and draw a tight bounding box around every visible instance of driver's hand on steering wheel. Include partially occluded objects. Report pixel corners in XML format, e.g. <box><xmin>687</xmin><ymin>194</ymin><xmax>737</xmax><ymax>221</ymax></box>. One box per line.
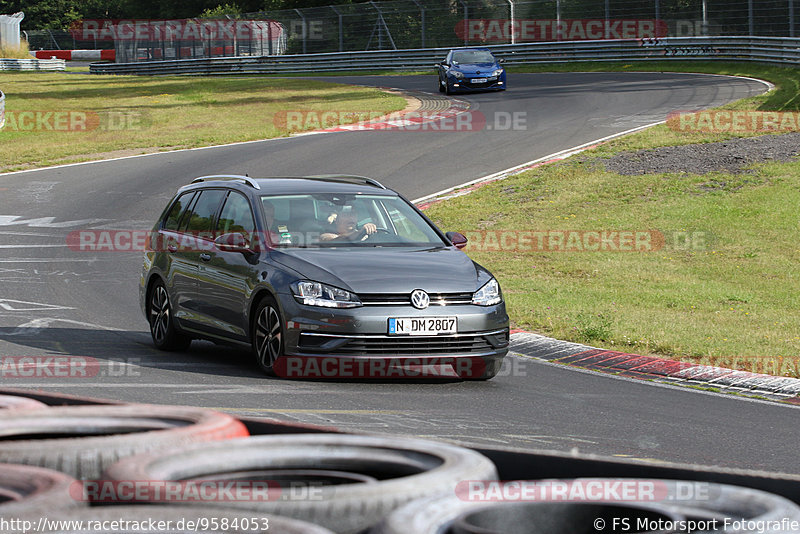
<box><xmin>363</xmin><ymin>223</ymin><xmax>377</xmax><ymax>235</ymax></box>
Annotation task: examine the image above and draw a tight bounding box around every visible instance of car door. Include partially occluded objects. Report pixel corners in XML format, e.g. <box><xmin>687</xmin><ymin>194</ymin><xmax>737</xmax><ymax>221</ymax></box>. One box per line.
<box><xmin>171</xmin><ymin>188</ymin><xmax>227</xmax><ymax>330</ymax></box>
<box><xmin>155</xmin><ymin>190</ymin><xmax>196</xmax><ymax>326</ymax></box>
<box><xmin>195</xmin><ymin>190</ymin><xmax>259</xmax><ymax>341</ymax></box>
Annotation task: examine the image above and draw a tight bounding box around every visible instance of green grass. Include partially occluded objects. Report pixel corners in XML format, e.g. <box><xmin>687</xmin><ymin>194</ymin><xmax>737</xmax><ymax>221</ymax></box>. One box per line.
<box><xmin>0</xmin><ymin>72</ymin><xmax>406</xmax><ymax>172</ymax></box>
<box><xmin>424</xmin><ymin>61</ymin><xmax>800</xmax><ymax>377</ymax></box>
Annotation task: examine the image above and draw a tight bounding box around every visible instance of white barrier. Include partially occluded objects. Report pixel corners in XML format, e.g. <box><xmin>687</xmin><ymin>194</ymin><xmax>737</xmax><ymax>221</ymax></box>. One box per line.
<box><xmin>0</xmin><ymin>58</ymin><xmax>65</xmax><ymax>71</ymax></box>
<box><xmin>0</xmin><ymin>89</ymin><xmax>5</xmax><ymax>130</ymax></box>
<box><xmin>0</xmin><ymin>12</ymin><xmax>24</xmax><ymax>48</ymax></box>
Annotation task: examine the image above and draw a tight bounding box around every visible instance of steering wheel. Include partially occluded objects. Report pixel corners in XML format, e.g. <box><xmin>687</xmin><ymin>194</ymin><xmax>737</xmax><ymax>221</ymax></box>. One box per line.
<box><xmin>355</xmin><ymin>227</ymin><xmax>391</xmax><ymax>241</ymax></box>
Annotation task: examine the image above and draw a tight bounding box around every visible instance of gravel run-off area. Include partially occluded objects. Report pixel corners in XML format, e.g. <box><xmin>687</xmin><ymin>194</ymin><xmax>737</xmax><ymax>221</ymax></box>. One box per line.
<box><xmin>603</xmin><ymin>132</ymin><xmax>800</xmax><ymax>175</ymax></box>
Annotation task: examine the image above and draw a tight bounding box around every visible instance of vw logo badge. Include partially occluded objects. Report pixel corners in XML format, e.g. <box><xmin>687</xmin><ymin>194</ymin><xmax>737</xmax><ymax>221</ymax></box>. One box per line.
<box><xmin>410</xmin><ymin>289</ymin><xmax>430</xmax><ymax>310</ymax></box>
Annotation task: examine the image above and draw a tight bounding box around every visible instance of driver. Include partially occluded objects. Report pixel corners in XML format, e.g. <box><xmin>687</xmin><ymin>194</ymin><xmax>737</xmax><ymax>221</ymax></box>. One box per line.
<box><xmin>320</xmin><ymin>210</ymin><xmax>377</xmax><ymax>241</ymax></box>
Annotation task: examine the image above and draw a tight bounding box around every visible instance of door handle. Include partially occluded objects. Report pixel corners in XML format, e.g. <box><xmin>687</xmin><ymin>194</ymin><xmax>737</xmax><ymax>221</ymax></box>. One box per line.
<box><xmin>199</xmin><ymin>253</ymin><xmax>212</xmax><ymax>261</ymax></box>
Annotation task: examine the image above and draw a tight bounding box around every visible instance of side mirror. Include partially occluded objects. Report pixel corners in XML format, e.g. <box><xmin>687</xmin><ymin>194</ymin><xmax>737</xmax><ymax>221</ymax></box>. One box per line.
<box><xmin>498</xmin><ymin>58</ymin><xmax>506</xmax><ymax>64</ymax></box>
<box><xmin>446</xmin><ymin>231</ymin><xmax>468</xmax><ymax>250</ymax></box>
<box><xmin>215</xmin><ymin>232</ymin><xmax>255</xmax><ymax>254</ymax></box>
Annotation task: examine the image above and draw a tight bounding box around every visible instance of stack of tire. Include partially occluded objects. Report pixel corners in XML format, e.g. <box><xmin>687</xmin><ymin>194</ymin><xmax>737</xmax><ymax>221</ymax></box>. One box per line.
<box><xmin>0</xmin><ymin>392</ymin><xmax>798</xmax><ymax>533</ymax></box>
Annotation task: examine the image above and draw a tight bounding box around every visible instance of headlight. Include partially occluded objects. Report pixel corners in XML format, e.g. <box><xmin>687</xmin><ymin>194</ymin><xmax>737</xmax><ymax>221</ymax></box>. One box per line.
<box><xmin>293</xmin><ymin>281</ymin><xmax>362</xmax><ymax>308</ymax></box>
<box><xmin>492</xmin><ymin>68</ymin><xmax>504</xmax><ymax>77</ymax></box>
<box><xmin>472</xmin><ymin>278</ymin><xmax>502</xmax><ymax>306</ymax></box>
<box><xmin>451</xmin><ymin>71</ymin><xmax>465</xmax><ymax>80</ymax></box>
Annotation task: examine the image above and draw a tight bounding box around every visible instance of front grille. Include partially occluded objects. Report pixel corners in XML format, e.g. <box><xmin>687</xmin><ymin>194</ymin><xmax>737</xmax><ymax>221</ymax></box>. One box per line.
<box><xmin>332</xmin><ymin>335</ymin><xmax>493</xmax><ymax>355</ymax></box>
<box><xmin>299</xmin><ymin>330</ymin><xmax>509</xmax><ymax>356</ymax></box>
<box><xmin>359</xmin><ymin>292</ymin><xmax>473</xmax><ymax>306</ymax></box>
<box><xmin>466</xmin><ymin>80</ymin><xmax>499</xmax><ymax>89</ymax></box>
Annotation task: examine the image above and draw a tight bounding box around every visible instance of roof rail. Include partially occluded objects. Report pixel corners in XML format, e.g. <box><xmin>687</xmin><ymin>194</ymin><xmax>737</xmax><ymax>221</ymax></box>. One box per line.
<box><xmin>191</xmin><ymin>175</ymin><xmax>261</xmax><ymax>190</ymax></box>
<box><xmin>304</xmin><ymin>175</ymin><xmax>386</xmax><ymax>189</ymax></box>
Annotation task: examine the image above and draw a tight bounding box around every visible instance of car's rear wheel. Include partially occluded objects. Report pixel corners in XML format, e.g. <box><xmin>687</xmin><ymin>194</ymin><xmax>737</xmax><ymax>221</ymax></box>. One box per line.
<box><xmin>148</xmin><ymin>280</ymin><xmax>191</xmax><ymax>351</ymax></box>
<box><xmin>253</xmin><ymin>295</ymin><xmax>284</xmax><ymax>376</ymax></box>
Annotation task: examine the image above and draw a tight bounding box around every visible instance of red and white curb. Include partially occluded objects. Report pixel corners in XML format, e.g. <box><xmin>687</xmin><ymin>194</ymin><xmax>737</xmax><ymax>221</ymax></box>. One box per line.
<box><xmin>510</xmin><ymin>331</ymin><xmax>800</xmax><ymax>403</ymax></box>
<box><xmin>32</xmin><ymin>50</ymin><xmax>115</xmax><ymax>61</ymax></box>
<box><xmin>291</xmin><ymin>91</ymin><xmax>471</xmax><ymax>137</ymax></box>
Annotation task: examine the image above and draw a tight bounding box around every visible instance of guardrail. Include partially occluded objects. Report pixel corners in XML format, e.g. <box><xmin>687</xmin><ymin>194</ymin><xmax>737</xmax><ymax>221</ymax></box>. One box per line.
<box><xmin>0</xmin><ymin>90</ymin><xmax>5</xmax><ymax>130</ymax></box>
<box><xmin>90</xmin><ymin>36</ymin><xmax>800</xmax><ymax>75</ymax></box>
<box><xmin>0</xmin><ymin>58</ymin><xmax>66</xmax><ymax>71</ymax></box>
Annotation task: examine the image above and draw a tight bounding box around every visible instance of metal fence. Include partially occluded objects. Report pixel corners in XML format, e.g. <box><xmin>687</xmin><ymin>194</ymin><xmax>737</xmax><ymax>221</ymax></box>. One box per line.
<box><xmin>22</xmin><ymin>0</ymin><xmax>800</xmax><ymax>60</ymax></box>
<box><xmin>89</xmin><ymin>36</ymin><xmax>800</xmax><ymax>75</ymax></box>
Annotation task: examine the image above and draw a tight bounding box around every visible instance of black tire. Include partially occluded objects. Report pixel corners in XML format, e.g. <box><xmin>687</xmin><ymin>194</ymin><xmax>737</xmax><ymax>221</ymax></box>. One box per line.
<box><xmin>438</xmin><ymin>76</ymin><xmax>445</xmax><ymax>93</ymax></box>
<box><xmin>103</xmin><ymin>434</ymin><xmax>499</xmax><ymax>534</ymax></box>
<box><xmin>0</xmin><ymin>394</ymin><xmax>49</xmax><ymax>411</ymax></box>
<box><xmin>148</xmin><ymin>279</ymin><xmax>192</xmax><ymax>351</ymax></box>
<box><xmin>14</xmin><ymin>505</ymin><xmax>334</xmax><ymax>533</ymax></box>
<box><xmin>0</xmin><ymin>464</ymin><xmax>83</xmax><ymax>516</ymax></box>
<box><xmin>445</xmin><ymin>82</ymin><xmax>453</xmax><ymax>95</ymax></box>
<box><xmin>0</xmin><ymin>404</ymin><xmax>249</xmax><ymax>480</ymax></box>
<box><xmin>252</xmin><ymin>295</ymin><xmax>284</xmax><ymax>376</ymax></box>
<box><xmin>374</xmin><ymin>479</ymin><xmax>800</xmax><ymax>534</ymax></box>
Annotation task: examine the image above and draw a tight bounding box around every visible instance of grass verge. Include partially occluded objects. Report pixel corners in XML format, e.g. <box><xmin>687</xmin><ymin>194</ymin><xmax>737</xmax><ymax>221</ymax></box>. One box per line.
<box><xmin>424</xmin><ymin>61</ymin><xmax>800</xmax><ymax>377</ymax></box>
<box><xmin>0</xmin><ymin>40</ymin><xmax>31</xmax><ymax>59</ymax></box>
<box><xmin>0</xmin><ymin>72</ymin><xmax>406</xmax><ymax>172</ymax></box>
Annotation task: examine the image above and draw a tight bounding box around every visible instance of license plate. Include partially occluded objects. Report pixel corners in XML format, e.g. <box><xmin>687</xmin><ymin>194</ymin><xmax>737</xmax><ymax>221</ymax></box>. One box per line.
<box><xmin>389</xmin><ymin>317</ymin><xmax>457</xmax><ymax>336</ymax></box>
<box><xmin>471</xmin><ymin>78</ymin><xmax>487</xmax><ymax>83</ymax></box>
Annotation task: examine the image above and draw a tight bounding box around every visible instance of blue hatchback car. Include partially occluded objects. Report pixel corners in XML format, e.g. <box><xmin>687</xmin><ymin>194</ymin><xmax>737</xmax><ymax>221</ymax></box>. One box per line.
<box><xmin>437</xmin><ymin>48</ymin><xmax>506</xmax><ymax>94</ymax></box>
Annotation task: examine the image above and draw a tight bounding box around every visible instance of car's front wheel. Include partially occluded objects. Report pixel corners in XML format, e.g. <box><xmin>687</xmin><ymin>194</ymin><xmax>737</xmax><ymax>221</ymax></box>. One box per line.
<box><xmin>252</xmin><ymin>295</ymin><xmax>284</xmax><ymax>376</ymax></box>
<box><xmin>148</xmin><ymin>280</ymin><xmax>191</xmax><ymax>351</ymax></box>
<box><xmin>438</xmin><ymin>76</ymin><xmax>445</xmax><ymax>93</ymax></box>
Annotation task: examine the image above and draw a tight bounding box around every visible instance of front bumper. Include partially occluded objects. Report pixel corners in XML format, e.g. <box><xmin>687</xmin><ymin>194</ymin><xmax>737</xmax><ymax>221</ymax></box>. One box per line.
<box><xmin>276</xmin><ymin>295</ymin><xmax>509</xmax><ymax>376</ymax></box>
<box><xmin>449</xmin><ymin>74</ymin><xmax>506</xmax><ymax>92</ymax></box>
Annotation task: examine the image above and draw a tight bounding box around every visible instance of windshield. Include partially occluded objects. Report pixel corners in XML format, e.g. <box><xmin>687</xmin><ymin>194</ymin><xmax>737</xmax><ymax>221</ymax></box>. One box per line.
<box><xmin>260</xmin><ymin>193</ymin><xmax>447</xmax><ymax>248</ymax></box>
<box><xmin>452</xmin><ymin>50</ymin><xmax>496</xmax><ymax>64</ymax></box>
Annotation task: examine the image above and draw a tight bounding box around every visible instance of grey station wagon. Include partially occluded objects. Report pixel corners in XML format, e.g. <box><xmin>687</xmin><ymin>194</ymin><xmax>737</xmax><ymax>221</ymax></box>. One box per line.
<box><xmin>140</xmin><ymin>175</ymin><xmax>509</xmax><ymax>379</ymax></box>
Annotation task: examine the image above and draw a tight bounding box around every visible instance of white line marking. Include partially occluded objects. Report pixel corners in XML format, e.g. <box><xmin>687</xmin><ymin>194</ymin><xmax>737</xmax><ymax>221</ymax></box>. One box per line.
<box><xmin>0</xmin><ymin>300</ymin><xmax>75</xmax><ymax>312</ymax></box>
<box><xmin>412</xmin><ymin>121</ymin><xmax>664</xmax><ymax>204</ymax></box>
<box><xmin>0</xmin><ymin>258</ymin><xmax>97</xmax><ymax>263</ymax></box>
<box><xmin>0</xmin><ymin>244</ymin><xmax>69</xmax><ymax>248</ymax></box>
<box><xmin>0</xmin><ymin>137</ymin><xmax>296</xmax><ymax>177</ymax></box>
<box><xmin>3</xmin><ymin>317</ymin><xmax>116</xmax><ymax>335</ymax></box>
<box><xmin>0</xmin><ymin>215</ymin><xmax>109</xmax><ymax>228</ymax></box>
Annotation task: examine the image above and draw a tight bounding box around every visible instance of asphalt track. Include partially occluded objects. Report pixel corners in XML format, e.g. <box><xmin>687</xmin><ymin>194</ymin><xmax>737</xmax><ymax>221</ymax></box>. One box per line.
<box><xmin>1</xmin><ymin>72</ymin><xmax>797</xmax><ymax>475</ymax></box>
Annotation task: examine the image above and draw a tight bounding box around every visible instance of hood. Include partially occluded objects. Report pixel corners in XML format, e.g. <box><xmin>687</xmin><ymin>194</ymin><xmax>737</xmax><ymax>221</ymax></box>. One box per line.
<box><xmin>270</xmin><ymin>246</ymin><xmax>491</xmax><ymax>294</ymax></box>
<box><xmin>452</xmin><ymin>62</ymin><xmax>500</xmax><ymax>75</ymax></box>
